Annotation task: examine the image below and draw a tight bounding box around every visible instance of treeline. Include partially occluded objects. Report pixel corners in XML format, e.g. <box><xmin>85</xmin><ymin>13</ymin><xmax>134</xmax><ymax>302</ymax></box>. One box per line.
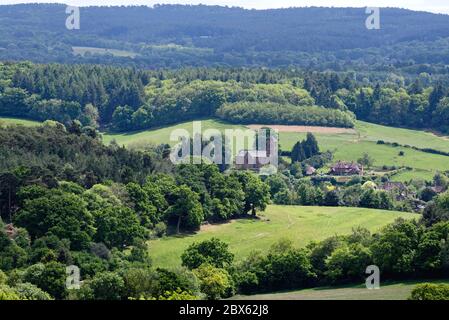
<box><xmin>8</xmin><ymin>63</ymin><xmax>148</xmax><ymax>124</ymax></box>
<box><xmin>113</xmin><ymin>79</ymin><xmax>316</xmax><ymax>130</ymax></box>
<box><xmin>233</xmin><ymin>214</ymin><xmax>449</xmax><ymax>295</ymax></box>
<box><xmin>0</xmin><ymin>121</ymin><xmax>158</xmax><ymax>188</ymax></box>
<box><xmin>339</xmin><ymin>83</ymin><xmax>449</xmax><ymax>132</ymax></box>
<box><xmin>3</xmin><ymin>62</ymin><xmax>449</xmax><ymax>134</ymax></box>
<box><xmin>217</xmin><ymin>102</ymin><xmax>355</xmax><ymax>128</ymax></box>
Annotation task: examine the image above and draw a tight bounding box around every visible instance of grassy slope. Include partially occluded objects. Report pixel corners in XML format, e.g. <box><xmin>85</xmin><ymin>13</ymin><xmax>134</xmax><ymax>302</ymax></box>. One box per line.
<box><xmin>232</xmin><ymin>279</ymin><xmax>449</xmax><ymax>300</ymax></box>
<box><xmin>4</xmin><ymin>116</ymin><xmax>448</xmax><ymax>181</ymax></box>
<box><xmin>0</xmin><ymin>117</ymin><xmax>41</xmax><ymax>126</ymax></box>
<box><xmin>149</xmin><ymin>205</ymin><xmax>417</xmax><ymax>268</ymax></box>
<box><xmin>72</xmin><ymin>46</ymin><xmax>138</xmax><ymax>58</ymax></box>
<box><xmin>102</xmin><ymin>119</ymin><xmax>449</xmax><ymax>181</ymax></box>
<box><xmin>102</xmin><ymin>119</ymin><xmax>249</xmax><ymax>148</ymax></box>
<box><xmin>3</xmin><ymin>116</ymin><xmax>449</xmax><ymax>181</ymax></box>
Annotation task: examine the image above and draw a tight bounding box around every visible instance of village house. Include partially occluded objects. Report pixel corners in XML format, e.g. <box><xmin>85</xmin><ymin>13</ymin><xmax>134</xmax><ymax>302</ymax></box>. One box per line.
<box><xmin>305</xmin><ymin>165</ymin><xmax>317</xmax><ymax>176</ymax></box>
<box><xmin>329</xmin><ymin>161</ymin><xmax>362</xmax><ymax>176</ymax></box>
<box><xmin>4</xmin><ymin>224</ymin><xmax>17</xmax><ymax>239</ymax></box>
<box><xmin>380</xmin><ymin>182</ymin><xmax>412</xmax><ymax>200</ymax></box>
<box><xmin>235</xmin><ymin>135</ymin><xmax>278</xmax><ymax>171</ymax></box>
<box><xmin>431</xmin><ymin>185</ymin><xmax>446</xmax><ymax>194</ymax></box>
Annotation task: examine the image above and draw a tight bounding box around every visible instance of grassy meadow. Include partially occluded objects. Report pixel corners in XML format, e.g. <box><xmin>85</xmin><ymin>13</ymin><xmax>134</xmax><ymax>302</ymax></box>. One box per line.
<box><xmin>0</xmin><ymin>117</ymin><xmax>41</xmax><ymax>127</ymax></box>
<box><xmin>232</xmin><ymin>279</ymin><xmax>449</xmax><ymax>300</ymax></box>
<box><xmin>149</xmin><ymin>205</ymin><xmax>418</xmax><ymax>268</ymax></box>
<box><xmin>3</xmin><ymin>116</ymin><xmax>449</xmax><ymax>182</ymax></box>
<box><xmin>101</xmin><ymin>119</ymin><xmax>449</xmax><ymax>181</ymax></box>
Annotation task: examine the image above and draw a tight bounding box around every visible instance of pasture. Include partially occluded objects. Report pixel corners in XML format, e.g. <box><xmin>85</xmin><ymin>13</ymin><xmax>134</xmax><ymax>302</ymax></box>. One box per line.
<box><xmin>148</xmin><ymin>205</ymin><xmax>418</xmax><ymax>268</ymax></box>
<box><xmin>3</xmin><ymin>116</ymin><xmax>449</xmax><ymax>182</ymax></box>
<box><xmin>232</xmin><ymin>279</ymin><xmax>449</xmax><ymax>300</ymax></box>
<box><xmin>102</xmin><ymin>119</ymin><xmax>449</xmax><ymax>181</ymax></box>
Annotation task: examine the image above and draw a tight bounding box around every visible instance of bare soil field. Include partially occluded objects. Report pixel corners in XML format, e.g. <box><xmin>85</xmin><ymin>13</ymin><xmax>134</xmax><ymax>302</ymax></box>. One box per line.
<box><xmin>247</xmin><ymin>124</ymin><xmax>357</xmax><ymax>134</ymax></box>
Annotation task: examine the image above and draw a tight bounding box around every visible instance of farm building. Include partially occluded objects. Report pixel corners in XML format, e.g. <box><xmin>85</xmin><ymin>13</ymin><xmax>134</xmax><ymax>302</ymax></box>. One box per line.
<box><xmin>329</xmin><ymin>161</ymin><xmax>362</xmax><ymax>176</ymax></box>
<box><xmin>380</xmin><ymin>182</ymin><xmax>412</xmax><ymax>200</ymax></box>
<box><xmin>305</xmin><ymin>166</ymin><xmax>317</xmax><ymax>176</ymax></box>
<box><xmin>235</xmin><ymin>134</ymin><xmax>278</xmax><ymax>171</ymax></box>
<box><xmin>235</xmin><ymin>150</ymin><xmax>269</xmax><ymax>170</ymax></box>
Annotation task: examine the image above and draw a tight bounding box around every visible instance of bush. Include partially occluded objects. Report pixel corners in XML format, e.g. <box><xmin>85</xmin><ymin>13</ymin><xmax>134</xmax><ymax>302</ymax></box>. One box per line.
<box><xmin>0</xmin><ymin>270</ymin><xmax>7</xmax><ymax>285</ymax></box>
<box><xmin>181</xmin><ymin>238</ymin><xmax>234</xmax><ymax>270</ymax></box>
<box><xmin>0</xmin><ymin>285</ymin><xmax>21</xmax><ymax>300</ymax></box>
<box><xmin>14</xmin><ymin>282</ymin><xmax>53</xmax><ymax>300</ymax></box>
<box><xmin>324</xmin><ymin>243</ymin><xmax>372</xmax><ymax>283</ymax></box>
<box><xmin>409</xmin><ymin>283</ymin><xmax>449</xmax><ymax>300</ymax></box>
<box><xmin>82</xmin><ymin>272</ymin><xmax>125</xmax><ymax>300</ymax></box>
<box><xmin>23</xmin><ymin>262</ymin><xmax>67</xmax><ymax>299</ymax></box>
<box><xmin>193</xmin><ymin>264</ymin><xmax>234</xmax><ymax>300</ymax></box>
<box><xmin>153</xmin><ymin>222</ymin><xmax>167</xmax><ymax>238</ymax></box>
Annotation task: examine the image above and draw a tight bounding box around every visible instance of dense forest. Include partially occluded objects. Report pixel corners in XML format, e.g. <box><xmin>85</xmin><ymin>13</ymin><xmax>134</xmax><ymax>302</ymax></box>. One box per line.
<box><xmin>2</xmin><ymin>62</ymin><xmax>449</xmax><ymax>133</ymax></box>
<box><xmin>2</xmin><ymin>4</ymin><xmax>449</xmax><ymax>73</ymax></box>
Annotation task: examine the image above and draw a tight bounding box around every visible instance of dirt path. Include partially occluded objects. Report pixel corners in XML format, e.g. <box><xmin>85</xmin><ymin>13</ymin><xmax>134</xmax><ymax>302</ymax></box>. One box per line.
<box><xmin>247</xmin><ymin>124</ymin><xmax>357</xmax><ymax>134</ymax></box>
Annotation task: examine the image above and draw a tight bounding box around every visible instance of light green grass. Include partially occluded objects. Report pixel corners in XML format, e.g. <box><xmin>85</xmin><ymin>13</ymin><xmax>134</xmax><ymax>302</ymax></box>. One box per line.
<box><xmin>149</xmin><ymin>205</ymin><xmax>417</xmax><ymax>268</ymax></box>
<box><xmin>0</xmin><ymin>117</ymin><xmax>41</xmax><ymax>126</ymax></box>
<box><xmin>102</xmin><ymin>119</ymin><xmax>249</xmax><ymax>148</ymax></box>
<box><xmin>103</xmin><ymin>119</ymin><xmax>449</xmax><ymax>181</ymax></box>
<box><xmin>357</xmin><ymin>121</ymin><xmax>449</xmax><ymax>153</ymax></box>
<box><xmin>232</xmin><ymin>279</ymin><xmax>449</xmax><ymax>300</ymax></box>
<box><xmin>4</xmin><ymin>116</ymin><xmax>449</xmax><ymax>181</ymax></box>
<box><xmin>72</xmin><ymin>46</ymin><xmax>138</xmax><ymax>58</ymax></box>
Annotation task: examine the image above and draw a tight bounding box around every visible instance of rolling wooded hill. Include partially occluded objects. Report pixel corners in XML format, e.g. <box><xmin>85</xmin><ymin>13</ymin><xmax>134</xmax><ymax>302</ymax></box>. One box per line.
<box><xmin>1</xmin><ymin>4</ymin><xmax>449</xmax><ymax>69</ymax></box>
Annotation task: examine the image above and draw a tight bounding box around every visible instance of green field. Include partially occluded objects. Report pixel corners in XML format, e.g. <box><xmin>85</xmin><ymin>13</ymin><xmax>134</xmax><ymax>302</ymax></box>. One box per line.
<box><xmin>149</xmin><ymin>205</ymin><xmax>417</xmax><ymax>268</ymax></box>
<box><xmin>102</xmin><ymin>119</ymin><xmax>449</xmax><ymax>181</ymax></box>
<box><xmin>102</xmin><ymin>119</ymin><xmax>248</xmax><ymax>148</ymax></box>
<box><xmin>3</xmin><ymin>116</ymin><xmax>449</xmax><ymax>181</ymax></box>
<box><xmin>72</xmin><ymin>46</ymin><xmax>138</xmax><ymax>58</ymax></box>
<box><xmin>232</xmin><ymin>279</ymin><xmax>449</xmax><ymax>300</ymax></box>
<box><xmin>0</xmin><ymin>117</ymin><xmax>41</xmax><ymax>126</ymax></box>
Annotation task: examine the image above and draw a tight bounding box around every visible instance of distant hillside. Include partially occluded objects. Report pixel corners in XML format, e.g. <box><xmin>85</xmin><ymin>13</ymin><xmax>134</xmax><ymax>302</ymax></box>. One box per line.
<box><xmin>1</xmin><ymin>4</ymin><xmax>449</xmax><ymax>70</ymax></box>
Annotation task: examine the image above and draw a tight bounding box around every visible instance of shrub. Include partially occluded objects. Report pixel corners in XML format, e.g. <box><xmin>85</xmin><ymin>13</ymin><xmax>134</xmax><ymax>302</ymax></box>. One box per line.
<box><xmin>83</xmin><ymin>272</ymin><xmax>125</xmax><ymax>300</ymax></box>
<box><xmin>181</xmin><ymin>238</ymin><xmax>234</xmax><ymax>270</ymax></box>
<box><xmin>14</xmin><ymin>282</ymin><xmax>53</xmax><ymax>300</ymax></box>
<box><xmin>409</xmin><ymin>283</ymin><xmax>449</xmax><ymax>300</ymax></box>
<box><xmin>153</xmin><ymin>222</ymin><xmax>167</xmax><ymax>238</ymax></box>
<box><xmin>0</xmin><ymin>285</ymin><xmax>21</xmax><ymax>300</ymax></box>
<box><xmin>193</xmin><ymin>264</ymin><xmax>234</xmax><ymax>300</ymax></box>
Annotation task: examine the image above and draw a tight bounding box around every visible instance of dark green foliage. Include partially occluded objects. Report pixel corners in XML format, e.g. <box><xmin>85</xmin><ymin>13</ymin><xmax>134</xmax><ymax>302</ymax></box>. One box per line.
<box><xmin>234</xmin><ymin>241</ymin><xmax>316</xmax><ymax>294</ymax></box>
<box><xmin>291</xmin><ymin>133</ymin><xmax>320</xmax><ymax>163</ymax></box>
<box><xmin>93</xmin><ymin>206</ymin><xmax>146</xmax><ymax>248</ymax></box>
<box><xmin>80</xmin><ymin>272</ymin><xmax>125</xmax><ymax>300</ymax></box>
<box><xmin>181</xmin><ymin>238</ymin><xmax>234</xmax><ymax>270</ymax></box>
<box><xmin>167</xmin><ymin>185</ymin><xmax>204</xmax><ymax>233</ymax></box>
<box><xmin>151</xmin><ymin>268</ymin><xmax>200</xmax><ymax>299</ymax></box>
<box><xmin>371</xmin><ymin>219</ymin><xmax>422</xmax><ymax>275</ymax></box>
<box><xmin>23</xmin><ymin>262</ymin><xmax>67</xmax><ymax>299</ymax></box>
<box><xmin>232</xmin><ymin>171</ymin><xmax>270</xmax><ymax>215</ymax></box>
<box><xmin>422</xmin><ymin>191</ymin><xmax>449</xmax><ymax>226</ymax></box>
<box><xmin>0</xmin><ymin>124</ymin><xmax>158</xmax><ymax>196</ymax></box>
<box><xmin>217</xmin><ymin>102</ymin><xmax>355</xmax><ymax>128</ymax></box>
<box><xmin>14</xmin><ymin>192</ymin><xmax>95</xmax><ymax>250</ymax></box>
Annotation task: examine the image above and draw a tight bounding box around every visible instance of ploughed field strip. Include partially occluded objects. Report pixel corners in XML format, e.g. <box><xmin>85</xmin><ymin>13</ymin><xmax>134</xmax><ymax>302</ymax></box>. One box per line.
<box><xmin>247</xmin><ymin>124</ymin><xmax>357</xmax><ymax>134</ymax></box>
